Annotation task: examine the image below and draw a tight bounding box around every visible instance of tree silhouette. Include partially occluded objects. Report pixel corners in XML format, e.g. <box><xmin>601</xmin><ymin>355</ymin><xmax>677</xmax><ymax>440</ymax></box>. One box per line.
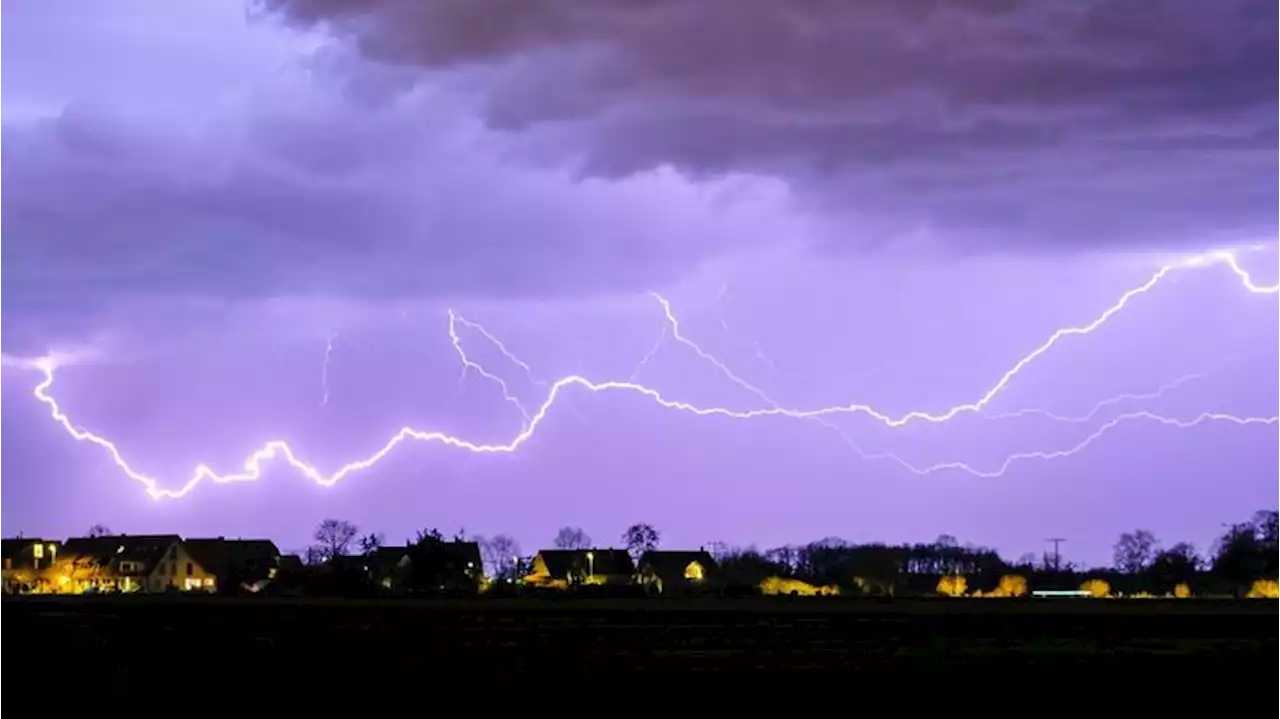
<box><xmin>623</xmin><ymin>523</ymin><xmax>660</xmax><ymax>560</ymax></box>
<box><xmin>413</xmin><ymin>527</ymin><xmax>445</xmax><ymax>546</ymax></box>
<box><xmin>1213</xmin><ymin>516</ymin><xmax>1264</xmax><ymax>591</ymax></box>
<box><xmin>1148</xmin><ymin>542</ymin><xmax>1199</xmax><ymax>594</ymax></box>
<box><xmin>312</xmin><ymin>518</ymin><xmax>358</xmax><ymax>561</ymax></box>
<box><xmin>1113</xmin><ymin>529</ymin><xmax>1159</xmax><ymax>573</ymax></box>
<box><xmin>358</xmin><ymin>533</ymin><xmax>384</xmax><ymax>555</ymax></box>
<box><xmin>554</xmin><ymin>527</ymin><xmax>591</xmax><ymax>549</ymax></box>
<box><xmin>480</xmin><ymin>535</ymin><xmax>521</xmax><ymax>579</ymax></box>
<box><xmin>87</xmin><ymin>524</ymin><xmax>111</xmax><ymax>538</ymax></box>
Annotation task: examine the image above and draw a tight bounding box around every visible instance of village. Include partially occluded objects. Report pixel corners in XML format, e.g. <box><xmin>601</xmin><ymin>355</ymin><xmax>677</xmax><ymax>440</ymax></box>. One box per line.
<box><xmin>4</xmin><ymin>509</ymin><xmax>1278</xmax><ymax>599</ymax></box>
<box><xmin>0</xmin><ymin>529</ymin><xmax>724</xmax><ymax>597</ymax></box>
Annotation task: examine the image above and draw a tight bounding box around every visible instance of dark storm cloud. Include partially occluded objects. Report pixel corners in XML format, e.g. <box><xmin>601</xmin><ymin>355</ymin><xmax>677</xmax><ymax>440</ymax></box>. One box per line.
<box><xmin>265</xmin><ymin>0</ymin><xmax>1278</xmax><ymax>251</ymax></box>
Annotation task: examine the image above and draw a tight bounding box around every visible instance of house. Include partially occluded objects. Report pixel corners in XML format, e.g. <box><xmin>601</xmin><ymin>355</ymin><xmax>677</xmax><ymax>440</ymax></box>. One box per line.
<box><xmin>404</xmin><ymin>540</ymin><xmax>483</xmax><ymax>592</ymax></box>
<box><xmin>2</xmin><ymin>538</ymin><xmax>62</xmax><ymax>593</ymax></box>
<box><xmin>637</xmin><ymin>550</ymin><xmax>718</xmax><ymax>594</ymax></box>
<box><xmin>525</xmin><ymin>549</ymin><xmax>635</xmax><ymax>587</ymax></box>
<box><xmin>367</xmin><ymin>546</ymin><xmax>414</xmax><ymax>590</ymax></box>
<box><xmin>182</xmin><ymin>538</ymin><xmax>281</xmax><ymax>593</ymax></box>
<box><xmin>60</xmin><ymin>534</ymin><xmax>212</xmax><ymax>593</ymax></box>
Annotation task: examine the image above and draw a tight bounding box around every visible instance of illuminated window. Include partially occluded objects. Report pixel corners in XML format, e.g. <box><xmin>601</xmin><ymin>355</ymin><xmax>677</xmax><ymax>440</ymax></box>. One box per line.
<box><xmin>203</xmin><ymin>577</ymin><xmax>214</xmax><ymax>587</ymax></box>
<box><xmin>684</xmin><ymin>561</ymin><xmax>705</xmax><ymax>582</ymax></box>
<box><xmin>32</xmin><ymin>544</ymin><xmax>44</xmax><ymax>559</ymax></box>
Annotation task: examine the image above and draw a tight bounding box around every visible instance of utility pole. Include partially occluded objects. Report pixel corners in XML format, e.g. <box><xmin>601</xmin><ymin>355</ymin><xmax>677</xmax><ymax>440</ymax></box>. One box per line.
<box><xmin>1046</xmin><ymin>538</ymin><xmax>1066</xmax><ymax>571</ymax></box>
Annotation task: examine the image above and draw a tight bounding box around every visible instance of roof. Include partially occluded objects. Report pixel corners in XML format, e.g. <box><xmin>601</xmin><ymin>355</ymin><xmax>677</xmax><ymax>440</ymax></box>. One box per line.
<box><xmin>0</xmin><ymin>537</ymin><xmax>47</xmax><ymax>555</ymax></box>
<box><xmin>182</xmin><ymin>538</ymin><xmax>281</xmax><ymax>575</ymax></box>
<box><xmin>62</xmin><ymin>534</ymin><xmax>181</xmax><ymax>575</ymax></box>
<box><xmin>536</xmin><ymin>549</ymin><xmax>635</xmax><ymax>578</ymax></box>
<box><xmin>638</xmin><ymin>550</ymin><xmax>718</xmax><ymax>578</ymax></box>
<box><xmin>2</xmin><ymin>538</ymin><xmax>55</xmax><ymax>560</ymax></box>
<box><xmin>369</xmin><ymin>546</ymin><xmax>414</xmax><ymax>574</ymax></box>
<box><xmin>410</xmin><ymin>539</ymin><xmax>481</xmax><ymax>560</ymax></box>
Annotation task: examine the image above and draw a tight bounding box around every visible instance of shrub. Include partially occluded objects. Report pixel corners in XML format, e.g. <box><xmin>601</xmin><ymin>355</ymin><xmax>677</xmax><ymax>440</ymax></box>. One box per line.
<box><xmin>1079</xmin><ymin>578</ymin><xmax>1112</xmax><ymax>598</ymax></box>
<box><xmin>1246</xmin><ymin>579</ymin><xmax>1278</xmax><ymax>598</ymax></box>
<box><xmin>936</xmin><ymin>575</ymin><xmax>967</xmax><ymax>597</ymax></box>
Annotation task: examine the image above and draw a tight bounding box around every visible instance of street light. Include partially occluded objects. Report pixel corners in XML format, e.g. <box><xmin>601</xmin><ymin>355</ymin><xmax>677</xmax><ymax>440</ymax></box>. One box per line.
<box><xmin>586</xmin><ymin>551</ymin><xmax>594</xmax><ymax>578</ymax></box>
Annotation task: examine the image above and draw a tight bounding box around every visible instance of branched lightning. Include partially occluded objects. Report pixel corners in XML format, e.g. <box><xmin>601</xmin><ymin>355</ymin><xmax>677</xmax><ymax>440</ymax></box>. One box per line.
<box><xmin>15</xmin><ymin>248</ymin><xmax>1280</xmax><ymax>500</ymax></box>
<box><xmin>447</xmin><ymin>309</ymin><xmax>533</xmax><ymax>427</ymax></box>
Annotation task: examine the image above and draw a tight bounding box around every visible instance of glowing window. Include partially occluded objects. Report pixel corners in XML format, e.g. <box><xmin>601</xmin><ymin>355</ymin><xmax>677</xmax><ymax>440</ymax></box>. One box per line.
<box><xmin>32</xmin><ymin>544</ymin><xmax>44</xmax><ymax>559</ymax></box>
<box><xmin>684</xmin><ymin>561</ymin><xmax>705</xmax><ymax>582</ymax></box>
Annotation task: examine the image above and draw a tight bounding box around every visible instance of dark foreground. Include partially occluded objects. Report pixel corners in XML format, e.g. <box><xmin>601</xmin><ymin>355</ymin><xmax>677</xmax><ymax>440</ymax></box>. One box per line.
<box><xmin>7</xmin><ymin>597</ymin><xmax>1276</xmax><ymax>691</ymax></box>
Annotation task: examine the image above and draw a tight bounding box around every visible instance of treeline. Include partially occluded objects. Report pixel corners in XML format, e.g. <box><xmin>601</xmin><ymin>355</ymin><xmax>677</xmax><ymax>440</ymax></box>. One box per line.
<box><xmin>710</xmin><ymin>510</ymin><xmax>1277</xmax><ymax>597</ymax></box>
<box><xmin>289</xmin><ymin>510</ymin><xmax>1276</xmax><ymax>598</ymax></box>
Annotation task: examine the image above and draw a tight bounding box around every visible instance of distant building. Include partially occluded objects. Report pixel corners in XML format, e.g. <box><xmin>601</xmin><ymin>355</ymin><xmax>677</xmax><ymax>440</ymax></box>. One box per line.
<box><xmin>637</xmin><ymin>550</ymin><xmax>718</xmax><ymax>594</ymax></box>
<box><xmin>2</xmin><ymin>538</ymin><xmax>62</xmax><ymax>593</ymax></box>
<box><xmin>367</xmin><ymin>546</ymin><xmax>414</xmax><ymax>590</ymax></box>
<box><xmin>59</xmin><ymin>534</ymin><xmax>210</xmax><ymax>593</ymax></box>
<box><xmin>405</xmin><ymin>540</ymin><xmax>483</xmax><ymax>592</ymax></box>
<box><xmin>182</xmin><ymin>538</ymin><xmax>282</xmax><ymax>593</ymax></box>
<box><xmin>526</xmin><ymin>549</ymin><xmax>635</xmax><ymax>587</ymax></box>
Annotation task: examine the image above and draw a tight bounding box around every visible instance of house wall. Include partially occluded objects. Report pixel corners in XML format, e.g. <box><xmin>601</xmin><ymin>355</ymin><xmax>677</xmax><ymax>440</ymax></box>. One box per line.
<box><xmin>146</xmin><ymin>543</ymin><xmax>215</xmax><ymax>593</ymax></box>
<box><xmin>2</xmin><ymin>542</ymin><xmax>63</xmax><ymax>592</ymax></box>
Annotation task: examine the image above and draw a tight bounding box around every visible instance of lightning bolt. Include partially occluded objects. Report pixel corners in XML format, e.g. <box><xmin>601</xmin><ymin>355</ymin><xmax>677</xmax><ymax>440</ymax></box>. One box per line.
<box><xmin>628</xmin><ymin>324</ymin><xmax>667</xmax><ymax>382</ymax></box>
<box><xmin>16</xmin><ymin>247</ymin><xmax>1279</xmax><ymax>500</ymax></box>
<box><xmin>450</xmin><ymin>312</ymin><xmax>543</xmax><ymax>389</ymax></box>
<box><xmin>649</xmin><ymin>291</ymin><xmax>920</xmax><ymax>471</ymax></box>
<box><xmin>319</xmin><ymin>332</ymin><xmax>337</xmax><ymax>408</ymax></box>
<box><xmin>447</xmin><ymin>309</ymin><xmax>533</xmax><ymax>427</ymax></box>
<box><xmin>920</xmin><ymin>411</ymin><xmax>1279</xmax><ymax>478</ymax></box>
<box><xmin>716</xmin><ymin>281</ymin><xmax>781</xmax><ymax>373</ymax></box>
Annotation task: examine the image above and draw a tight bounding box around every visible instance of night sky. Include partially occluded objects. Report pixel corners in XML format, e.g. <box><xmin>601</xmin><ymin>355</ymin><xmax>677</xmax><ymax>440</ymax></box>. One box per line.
<box><xmin>2</xmin><ymin>0</ymin><xmax>1276</xmax><ymax>565</ymax></box>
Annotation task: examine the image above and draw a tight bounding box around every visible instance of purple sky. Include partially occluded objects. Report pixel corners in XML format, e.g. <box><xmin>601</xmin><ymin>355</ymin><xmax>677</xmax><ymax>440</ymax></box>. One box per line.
<box><xmin>2</xmin><ymin>0</ymin><xmax>1277</xmax><ymax>566</ymax></box>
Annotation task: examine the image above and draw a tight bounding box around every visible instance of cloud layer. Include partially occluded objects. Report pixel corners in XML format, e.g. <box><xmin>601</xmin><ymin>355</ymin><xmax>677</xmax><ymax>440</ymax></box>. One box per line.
<box><xmin>267</xmin><ymin>0</ymin><xmax>1278</xmax><ymax>250</ymax></box>
<box><xmin>2</xmin><ymin>11</ymin><xmax>803</xmax><ymax>343</ymax></box>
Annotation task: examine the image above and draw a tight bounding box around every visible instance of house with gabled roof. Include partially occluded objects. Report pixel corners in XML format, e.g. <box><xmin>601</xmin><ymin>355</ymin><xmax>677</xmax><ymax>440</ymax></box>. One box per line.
<box><xmin>525</xmin><ymin>548</ymin><xmax>635</xmax><ymax>587</ymax></box>
<box><xmin>367</xmin><ymin>546</ymin><xmax>414</xmax><ymax>590</ymax></box>
<box><xmin>60</xmin><ymin>534</ymin><xmax>213</xmax><ymax>593</ymax></box>
<box><xmin>182</xmin><ymin>537</ymin><xmax>281</xmax><ymax>593</ymax></box>
<box><xmin>2</xmin><ymin>537</ymin><xmax>62</xmax><ymax>593</ymax></box>
<box><xmin>637</xmin><ymin>549</ymin><xmax>718</xmax><ymax>594</ymax></box>
<box><xmin>403</xmin><ymin>540</ymin><xmax>484</xmax><ymax>592</ymax></box>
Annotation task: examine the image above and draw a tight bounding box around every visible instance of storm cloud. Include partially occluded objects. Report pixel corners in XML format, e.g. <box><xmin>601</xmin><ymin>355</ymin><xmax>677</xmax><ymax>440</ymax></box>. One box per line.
<box><xmin>2</xmin><ymin>34</ymin><xmax>803</xmax><ymax>343</ymax></box>
<box><xmin>265</xmin><ymin>0</ymin><xmax>1278</xmax><ymax>250</ymax></box>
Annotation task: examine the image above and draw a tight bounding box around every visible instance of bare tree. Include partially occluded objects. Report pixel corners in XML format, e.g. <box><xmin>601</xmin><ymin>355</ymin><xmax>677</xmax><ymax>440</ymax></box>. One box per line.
<box><xmin>87</xmin><ymin>524</ymin><xmax>111</xmax><ymax>538</ymax></box>
<box><xmin>623</xmin><ymin>523</ymin><xmax>660</xmax><ymax>560</ymax></box>
<box><xmin>1113</xmin><ymin>529</ymin><xmax>1160</xmax><ymax>573</ymax></box>
<box><xmin>554</xmin><ymin>526</ymin><xmax>591</xmax><ymax>549</ymax></box>
<box><xmin>312</xmin><ymin>518</ymin><xmax>359</xmax><ymax>561</ymax></box>
<box><xmin>358</xmin><ymin>532</ymin><xmax>384</xmax><ymax>555</ymax></box>
<box><xmin>480</xmin><ymin>535</ymin><xmax>521</xmax><ymax>579</ymax></box>
<box><xmin>412</xmin><ymin>527</ymin><xmax>444</xmax><ymax>545</ymax></box>
<box><xmin>303</xmin><ymin>546</ymin><xmax>326</xmax><ymax>566</ymax></box>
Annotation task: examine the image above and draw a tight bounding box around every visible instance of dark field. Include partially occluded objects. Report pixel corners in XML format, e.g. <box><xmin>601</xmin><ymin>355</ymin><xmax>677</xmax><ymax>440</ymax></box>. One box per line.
<box><xmin>7</xmin><ymin>597</ymin><xmax>1276</xmax><ymax>690</ymax></box>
